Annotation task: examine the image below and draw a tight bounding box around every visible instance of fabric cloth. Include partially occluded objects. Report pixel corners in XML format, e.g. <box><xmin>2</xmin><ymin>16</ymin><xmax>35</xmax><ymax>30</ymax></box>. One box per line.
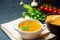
<box><xmin>1</xmin><ymin>17</ymin><xmax>56</xmax><ymax>40</ymax></box>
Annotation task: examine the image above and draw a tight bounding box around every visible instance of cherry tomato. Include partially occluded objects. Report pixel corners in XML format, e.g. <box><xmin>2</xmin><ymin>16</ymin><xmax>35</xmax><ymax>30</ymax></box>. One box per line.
<box><xmin>48</xmin><ymin>7</ymin><xmax>53</xmax><ymax>12</ymax></box>
<box><xmin>53</xmin><ymin>9</ymin><xmax>58</xmax><ymax>14</ymax></box>
<box><xmin>53</xmin><ymin>8</ymin><xmax>57</xmax><ymax>10</ymax></box>
<box><xmin>58</xmin><ymin>9</ymin><xmax>60</xmax><ymax>14</ymax></box>
<box><xmin>58</xmin><ymin>11</ymin><xmax>60</xmax><ymax>14</ymax></box>
<box><xmin>40</xmin><ymin>6</ymin><xmax>44</xmax><ymax>11</ymax></box>
<box><xmin>44</xmin><ymin>8</ymin><xmax>49</xmax><ymax>12</ymax></box>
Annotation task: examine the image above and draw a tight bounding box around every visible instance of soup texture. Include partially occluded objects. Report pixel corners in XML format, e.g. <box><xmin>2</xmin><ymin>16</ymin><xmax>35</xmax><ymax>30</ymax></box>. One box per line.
<box><xmin>46</xmin><ymin>15</ymin><xmax>60</xmax><ymax>26</ymax></box>
<box><xmin>18</xmin><ymin>20</ymin><xmax>42</xmax><ymax>32</ymax></box>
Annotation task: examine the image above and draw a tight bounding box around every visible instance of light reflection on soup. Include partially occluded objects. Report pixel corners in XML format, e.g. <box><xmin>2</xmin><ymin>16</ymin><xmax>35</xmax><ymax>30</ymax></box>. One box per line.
<box><xmin>18</xmin><ymin>20</ymin><xmax>42</xmax><ymax>32</ymax></box>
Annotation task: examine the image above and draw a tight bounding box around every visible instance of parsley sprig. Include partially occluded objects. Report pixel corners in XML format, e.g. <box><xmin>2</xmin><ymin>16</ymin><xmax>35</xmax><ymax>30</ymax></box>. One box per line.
<box><xmin>22</xmin><ymin>26</ymin><xmax>29</xmax><ymax>31</ymax></box>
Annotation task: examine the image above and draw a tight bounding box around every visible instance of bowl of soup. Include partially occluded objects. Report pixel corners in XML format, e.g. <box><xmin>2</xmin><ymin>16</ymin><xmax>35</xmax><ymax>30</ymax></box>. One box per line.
<box><xmin>15</xmin><ymin>19</ymin><xmax>45</xmax><ymax>39</ymax></box>
<box><xmin>45</xmin><ymin>15</ymin><xmax>60</xmax><ymax>37</ymax></box>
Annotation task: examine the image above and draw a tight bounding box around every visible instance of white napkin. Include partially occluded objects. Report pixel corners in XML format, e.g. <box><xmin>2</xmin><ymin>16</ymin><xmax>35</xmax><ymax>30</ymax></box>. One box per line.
<box><xmin>1</xmin><ymin>16</ymin><xmax>56</xmax><ymax>40</ymax></box>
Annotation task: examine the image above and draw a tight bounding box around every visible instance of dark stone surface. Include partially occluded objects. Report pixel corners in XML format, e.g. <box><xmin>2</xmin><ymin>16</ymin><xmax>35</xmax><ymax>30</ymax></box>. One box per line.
<box><xmin>0</xmin><ymin>0</ymin><xmax>32</xmax><ymax>40</ymax></box>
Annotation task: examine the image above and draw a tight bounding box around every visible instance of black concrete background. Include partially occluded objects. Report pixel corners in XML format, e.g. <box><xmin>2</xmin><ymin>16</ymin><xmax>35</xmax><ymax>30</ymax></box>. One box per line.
<box><xmin>0</xmin><ymin>0</ymin><xmax>32</xmax><ymax>40</ymax></box>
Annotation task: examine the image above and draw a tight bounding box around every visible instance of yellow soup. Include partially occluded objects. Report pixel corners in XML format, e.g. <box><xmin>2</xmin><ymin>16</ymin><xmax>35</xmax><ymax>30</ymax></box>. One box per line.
<box><xmin>18</xmin><ymin>20</ymin><xmax>42</xmax><ymax>32</ymax></box>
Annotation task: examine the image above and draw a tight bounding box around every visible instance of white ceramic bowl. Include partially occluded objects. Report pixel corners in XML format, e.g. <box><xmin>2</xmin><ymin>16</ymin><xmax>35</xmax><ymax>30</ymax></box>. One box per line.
<box><xmin>15</xmin><ymin>19</ymin><xmax>45</xmax><ymax>39</ymax></box>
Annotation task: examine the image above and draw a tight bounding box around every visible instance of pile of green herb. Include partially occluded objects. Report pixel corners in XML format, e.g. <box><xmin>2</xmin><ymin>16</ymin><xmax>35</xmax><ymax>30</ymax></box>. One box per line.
<box><xmin>21</xmin><ymin>4</ymin><xmax>46</xmax><ymax>22</ymax></box>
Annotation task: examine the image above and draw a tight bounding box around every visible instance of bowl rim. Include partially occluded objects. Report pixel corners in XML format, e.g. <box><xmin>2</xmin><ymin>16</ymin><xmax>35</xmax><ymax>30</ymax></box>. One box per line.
<box><xmin>17</xmin><ymin>19</ymin><xmax>43</xmax><ymax>34</ymax></box>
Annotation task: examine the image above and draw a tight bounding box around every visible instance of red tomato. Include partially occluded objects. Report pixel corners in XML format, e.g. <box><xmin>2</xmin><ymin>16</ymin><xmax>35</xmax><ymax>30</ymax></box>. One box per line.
<box><xmin>58</xmin><ymin>12</ymin><xmax>60</xmax><ymax>14</ymax></box>
<box><xmin>53</xmin><ymin>9</ymin><xmax>58</xmax><ymax>13</ymax></box>
<box><xmin>53</xmin><ymin>8</ymin><xmax>57</xmax><ymax>10</ymax></box>
<box><xmin>44</xmin><ymin>8</ymin><xmax>49</xmax><ymax>12</ymax></box>
<box><xmin>40</xmin><ymin>6</ymin><xmax>44</xmax><ymax>11</ymax></box>
<box><xmin>48</xmin><ymin>7</ymin><xmax>53</xmax><ymax>12</ymax></box>
<box><xmin>58</xmin><ymin>9</ymin><xmax>60</xmax><ymax>14</ymax></box>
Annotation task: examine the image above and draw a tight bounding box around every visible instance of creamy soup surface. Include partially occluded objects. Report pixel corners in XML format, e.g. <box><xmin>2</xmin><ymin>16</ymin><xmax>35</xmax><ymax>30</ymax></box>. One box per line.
<box><xmin>18</xmin><ymin>20</ymin><xmax>42</xmax><ymax>32</ymax></box>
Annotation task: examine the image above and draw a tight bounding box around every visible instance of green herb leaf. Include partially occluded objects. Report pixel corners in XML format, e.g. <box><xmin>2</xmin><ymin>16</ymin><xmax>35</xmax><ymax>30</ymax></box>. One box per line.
<box><xmin>36</xmin><ymin>15</ymin><xmax>40</xmax><ymax>17</ymax></box>
<box><xmin>34</xmin><ymin>16</ymin><xmax>37</xmax><ymax>20</ymax></box>
<box><xmin>31</xmin><ymin>13</ymin><xmax>35</xmax><ymax>16</ymax></box>
<box><xmin>21</xmin><ymin>4</ymin><xmax>46</xmax><ymax>22</ymax></box>
<box><xmin>22</xmin><ymin>26</ymin><xmax>29</xmax><ymax>31</ymax></box>
<box><xmin>23</xmin><ymin>4</ymin><xmax>33</xmax><ymax>12</ymax></box>
<box><xmin>42</xmin><ymin>14</ymin><xmax>46</xmax><ymax>18</ymax></box>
